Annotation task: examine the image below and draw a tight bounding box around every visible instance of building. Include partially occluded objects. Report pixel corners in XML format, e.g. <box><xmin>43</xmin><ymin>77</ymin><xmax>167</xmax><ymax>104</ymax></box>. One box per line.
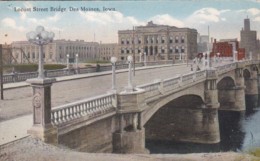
<box><xmin>11</xmin><ymin>40</ymin><xmax>100</xmax><ymax>64</ymax></box>
<box><xmin>212</xmin><ymin>38</ymin><xmax>245</xmax><ymax>60</ymax></box>
<box><xmin>98</xmin><ymin>43</ymin><xmax>118</xmax><ymax>61</ymax></box>
<box><xmin>197</xmin><ymin>34</ymin><xmax>210</xmax><ymax>53</ymax></box>
<box><xmin>240</xmin><ymin>18</ymin><xmax>258</xmax><ymax>59</ymax></box>
<box><xmin>118</xmin><ymin>21</ymin><xmax>197</xmax><ymax>62</ymax></box>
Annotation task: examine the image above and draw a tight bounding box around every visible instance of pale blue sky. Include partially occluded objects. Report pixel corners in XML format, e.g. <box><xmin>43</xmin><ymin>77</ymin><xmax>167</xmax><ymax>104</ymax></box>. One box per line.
<box><xmin>1</xmin><ymin>0</ymin><xmax>260</xmax><ymax>44</ymax></box>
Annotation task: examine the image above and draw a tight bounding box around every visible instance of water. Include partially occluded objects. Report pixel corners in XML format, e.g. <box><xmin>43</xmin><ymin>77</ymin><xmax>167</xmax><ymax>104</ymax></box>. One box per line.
<box><xmin>146</xmin><ymin>108</ymin><xmax>260</xmax><ymax>154</ymax></box>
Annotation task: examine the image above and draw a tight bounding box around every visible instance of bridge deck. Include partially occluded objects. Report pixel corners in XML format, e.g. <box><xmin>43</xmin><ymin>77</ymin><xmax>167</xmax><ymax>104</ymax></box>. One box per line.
<box><xmin>0</xmin><ymin>64</ymin><xmax>190</xmax><ymax>122</ymax></box>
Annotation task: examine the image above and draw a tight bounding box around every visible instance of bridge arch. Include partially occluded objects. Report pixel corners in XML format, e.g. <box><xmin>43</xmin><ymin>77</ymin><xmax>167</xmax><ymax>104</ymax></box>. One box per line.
<box><xmin>244</xmin><ymin>67</ymin><xmax>259</xmax><ymax>109</ymax></box>
<box><xmin>143</xmin><ymin>83</ymin><xmax>205</xmax><ymax>125</ymax></box>
<box><xmin>217</xmin><ymin>76</ymin><xmax>239</xmax><ymax>110</ymax></box>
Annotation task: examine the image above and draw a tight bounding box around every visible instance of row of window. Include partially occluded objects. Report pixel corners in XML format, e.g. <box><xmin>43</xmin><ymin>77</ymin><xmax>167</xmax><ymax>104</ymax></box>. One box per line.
<box><xmin>121</xmin><ymin>36</ymin><xmax>185</xmax><ymax>45</ymax></box>
<box><xmin>120</xmin><ymin>48</ymin><xmax>185</xmax><ymax>54</ymax></box>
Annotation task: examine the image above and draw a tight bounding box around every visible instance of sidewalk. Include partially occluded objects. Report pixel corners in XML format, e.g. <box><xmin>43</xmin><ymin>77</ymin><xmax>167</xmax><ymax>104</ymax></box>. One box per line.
<box><xmin>0</xmin><ymin>114</ymin><xmax>32</xmax><ymax>145</ymax></box>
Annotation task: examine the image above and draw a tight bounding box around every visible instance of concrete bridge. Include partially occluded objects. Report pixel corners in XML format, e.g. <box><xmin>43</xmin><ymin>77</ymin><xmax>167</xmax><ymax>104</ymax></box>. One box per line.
<box><xmin>24</xmin><ymin>60</ymin><xmax>260</xmax><ymax>154</ymax></box>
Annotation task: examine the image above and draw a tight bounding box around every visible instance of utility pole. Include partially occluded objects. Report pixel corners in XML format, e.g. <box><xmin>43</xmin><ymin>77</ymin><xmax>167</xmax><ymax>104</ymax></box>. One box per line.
<box><xmin>0</xmin><ymin>44</ymin><xmax>3</xmax><ymax>100</ymax></box>
<box><xmin>132</xmin><ymin>26</ymin><xmax>135</xmax><ymax>76</ymax></box>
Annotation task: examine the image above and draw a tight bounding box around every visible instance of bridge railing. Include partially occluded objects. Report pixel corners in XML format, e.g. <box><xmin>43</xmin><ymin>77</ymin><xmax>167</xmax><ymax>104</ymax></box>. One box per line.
<box><xmin>137</xmin><ymin>70</ymin><xmax>207</xmax><ymax>101</ymax></box>
<box><xmin>2</xmin><ymin>61</ymin><xmax>174</xmax><ymax>84</ymax></box>
<box><xmin>51</xmin><ymin>93</ymin><xmax>116</xmax><ymax>126</ymax></box>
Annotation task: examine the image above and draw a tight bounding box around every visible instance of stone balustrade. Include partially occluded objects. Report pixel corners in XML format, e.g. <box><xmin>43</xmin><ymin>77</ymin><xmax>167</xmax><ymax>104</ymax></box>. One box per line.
<box><xmin>51</xmin><ymin>93</ymin><xmax>116</xmax><ymax>126</ymax></box>
<box><xmin>48</xmin><ymin>60</ymin><xmax>259</xmax><ymax>128</ymax></box>
<box><xmin>2</xmin><ymin>61</ymin><xmax>174</xmax><ymax>84</ymax></box>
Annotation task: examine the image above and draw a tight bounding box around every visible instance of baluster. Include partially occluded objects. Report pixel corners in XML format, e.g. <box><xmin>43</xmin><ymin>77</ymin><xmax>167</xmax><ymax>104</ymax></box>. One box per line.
<box><xmin>58</xmin><ymin>110</ymin><xmax>62</xmax><ymax>124</ymax></box>
<box><xmin>101</xmin><ymin>98</ymin><xmax>105</xmax><ymax>113</ymax></box>
<box><xmin>51</xmin><ymin>112</ymin><xmax>54</xmax><ymax>124</ymax></box>
<box><xmin>86</xmin><ymin>102</ymin><xmax>90</xmax><ymax>116</ymax></box>
<box><xmin>90</xmin><ymin>101</ymin><xmax>94</xmax><ymax>117</ymax></box>
<box><xmin>61</xmin><ymin>109</ymin><xmax>65</xmax><ymax>123</ymax></box>
<box><xmin>54</xmin><ymin>111</ymin><xmax>58</xmax><ymax>125</ymax></box>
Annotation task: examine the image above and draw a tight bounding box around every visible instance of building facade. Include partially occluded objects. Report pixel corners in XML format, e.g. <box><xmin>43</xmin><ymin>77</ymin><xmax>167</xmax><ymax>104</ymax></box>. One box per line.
<box><xmin>212</xmin><ymin>38</ymin><xmax>245</xmax><ymax>60</ymax></box>
<box><xmin>11</xmin><ymin>40</ymin><xmax>103</xmax><ymax>64</ymax></box>
<box><xmin>99</xmin><ymin>43</ymin><xmax>118</xmax><ymax>61</ymax></box>
<box><xmin>118</xmin><ymin>21</ymin><xmax>197</xmax><ymax>62</ymax></box>
<box><xmin>240</xmin><ymin>18</ymin><xmax>259</xmax><ymax>59</ymax></box>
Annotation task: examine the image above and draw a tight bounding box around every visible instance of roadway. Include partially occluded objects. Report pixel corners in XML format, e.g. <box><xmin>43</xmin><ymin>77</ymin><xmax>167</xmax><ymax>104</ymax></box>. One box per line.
<box><xmin>0</xmin><ymin>64</ymin><xmax>191</xmax><ymax>122</ymax></box>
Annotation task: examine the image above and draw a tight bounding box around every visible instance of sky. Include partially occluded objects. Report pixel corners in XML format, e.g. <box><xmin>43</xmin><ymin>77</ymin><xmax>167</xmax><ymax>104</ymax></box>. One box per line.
<box><xmin>1</xmin><ymin>0</ymin><xmax>260</xmax><ymax>44</ymax></box>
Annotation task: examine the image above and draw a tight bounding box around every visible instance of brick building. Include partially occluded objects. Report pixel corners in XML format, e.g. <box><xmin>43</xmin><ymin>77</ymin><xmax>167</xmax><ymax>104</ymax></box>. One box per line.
<box><xmin>212</xmin><ymin>39</ymin><xmax>245</xmax><ymax>60</ymax></box>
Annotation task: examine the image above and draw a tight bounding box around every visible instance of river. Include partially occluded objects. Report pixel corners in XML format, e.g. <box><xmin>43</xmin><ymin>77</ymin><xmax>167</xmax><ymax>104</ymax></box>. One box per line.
<box><xmin>146</xmin><ymin>107</ymin><xmax>260</xmax><ymax>154</ymax></box>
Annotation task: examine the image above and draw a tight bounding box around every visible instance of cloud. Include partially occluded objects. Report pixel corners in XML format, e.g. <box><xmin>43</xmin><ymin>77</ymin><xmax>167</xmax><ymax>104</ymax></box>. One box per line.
<box><xmin>149</xmin><ymin>14</ymin><xmax>184</xmax><ymax>27</ymax></box>
<box><xmin>246</xmin><ymin>8</ymin><xmax>260</xmax><ymax>16</ymax></box>
<box><xmin>79</xmin><ymin>11</ymin><xmax>144</xmax><ymax>26</ymax></box>
<box><xmin>186</xmin><ymin>8</ymin><xmax>230</xmax><ymax>24</ymax></box>
<box><xmin>2</xmin><ymin>18</ymin><xmax>25</xmax><ymax>31</ymax></box>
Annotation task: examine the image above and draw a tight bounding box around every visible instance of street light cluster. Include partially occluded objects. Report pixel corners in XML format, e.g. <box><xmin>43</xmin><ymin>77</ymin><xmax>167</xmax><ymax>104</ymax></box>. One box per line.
<box><xmin>26</xmin><ymin>26</ymin><xmax>55</xmax><ymax>45</ymax></box>
<box><xmin>26</xmin><ymin>26</ymin><xmax>55</xmax><ymax>79</ymax></box>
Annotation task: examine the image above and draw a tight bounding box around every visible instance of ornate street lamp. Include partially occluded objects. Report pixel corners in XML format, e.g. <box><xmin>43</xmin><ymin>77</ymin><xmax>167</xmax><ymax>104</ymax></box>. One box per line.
<box><xmin>110</xmin><ymin>56</ymin><xmax>117</xmax><ymax>91</ymax></box>
<box><xmin>127</xmin><ymin>55</ymin><xmax>133</xmax><ymax>91</ymax></box>
<box><xmin>26</xmin><ymin>26</ymin><xmax>54</xmax><ymax>79</ymax></box>
<box><xmin>233</xmin><ymin>51</ymin><xmax>238</xmax><ymax>62</ymax></box>
<box><xmin>75</xmin><ymin>53</ymin><xmax>79</xmax><ymax>69</ymax></box>
<box><xmin>144</xmin><ymin>52</ymin><xmax>147</xmax><ymax>66</ymax></box>
<box><xmin>217</xmin><ymin>52</ymin><xmax>220</xmax><ymax>63</ymax></box>
<box><xmin>26</xmin><ymin>26</ymin><xmax>57</xmax><ymax>143</ymax></box>
<box><xmin>66</xmin><ymin>54</ymin><xmax>70</xmax><ymax>69</ymax></box>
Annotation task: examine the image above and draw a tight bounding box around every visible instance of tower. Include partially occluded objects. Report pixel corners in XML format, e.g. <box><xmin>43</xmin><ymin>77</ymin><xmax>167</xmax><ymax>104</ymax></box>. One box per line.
<box><xmin>240</xmin><ymin>18</ymin><xmax>258</xmax><ymax>59</ymax></box>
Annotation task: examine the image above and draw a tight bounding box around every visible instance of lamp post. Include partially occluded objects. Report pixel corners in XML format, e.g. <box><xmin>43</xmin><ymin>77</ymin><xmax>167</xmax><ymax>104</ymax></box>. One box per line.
<box><xmin>66</xmin><ymin>54</ymin><xmax>69</xmax><ymax>69</ymax></box>
<box><xmin>249</xmin><ymin>51</ymin><xmax>252</xmax><ymax>60</ymax></box>
<box><xmin>75</xmin><ymin>53</ymin><xmax>79</xmax><ymax>74</ymax></box>
<box><xmin>26</xmin><ymin>26</ymin><xmax>57</xmax><ymax>144</ymax></box>
<box><xmin>127</xmin><ymin>55</ymin><xmax>133</xmax><ymax>91</ymax></box>
<box><xmin>217</xmin><ymin>52</ymin><xmax>220</xmax><ymax>64</ymax></box>
<box><xmin>75</xmin><ymin>53</ymin><xmax>79</xmax><ymax>68</ymax></box>
<box><xmin>207</xmin><ymin>51</ymin><xmax>210</xmax><ymax>68</ymax></box>
<box><xmin>144</xmin><ymin>52</ymin><xmax>147</xmax><ymax>66</ymax></box>
<box><xmin>26</xmin><ymin>26</ymin><xmax>54</xmax><ymax>79</ymax></box>
<box><xmin>111</xmin><ymin>56</ymin><xmax>117</xmax><ymax>91</ymax></box>
<box><xmin>233</xmin><ymin>51</ymin><xmax>237</xmax><ymax>62</ymax></box>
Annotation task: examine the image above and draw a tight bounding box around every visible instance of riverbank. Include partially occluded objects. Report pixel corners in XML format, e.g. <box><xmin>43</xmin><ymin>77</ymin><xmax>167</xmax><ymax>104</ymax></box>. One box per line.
<box><xmin>0</xmin><ymin>137</ymin><xmax>259</xmax><ymax>161</ymax></box>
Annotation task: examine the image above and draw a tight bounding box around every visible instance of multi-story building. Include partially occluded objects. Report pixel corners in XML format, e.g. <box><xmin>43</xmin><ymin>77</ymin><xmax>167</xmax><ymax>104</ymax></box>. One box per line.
<box><xmin>98</xmin><ymin>43</ymin><xmax>118</xmax><ymax>61</ymax></box>
<box><xmin>212</xmin><ymin>38</ymin><xmax>245</xmax><ymax>60</ymax></box>
<box><xmin>118</xmin><ymin>21</ymin><xmax>197</xmax><ymax>62</ymax></box>
<box><xmin>11</xmin><ymin>39</ymin><xmax>99</xmax><ymax>64</ymax></box>
<box><xmin>240</xmin><ymin>18</ymin><xmax>259</xmax><ymax>59</ymax></box>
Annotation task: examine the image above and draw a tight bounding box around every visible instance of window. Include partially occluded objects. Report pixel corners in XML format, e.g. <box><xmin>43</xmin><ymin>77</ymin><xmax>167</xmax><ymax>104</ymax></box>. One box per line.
<box><xmin>121</xmin><ymin>39</ymin><xmax>125</xmax><ymax>44</ymax></box>
<box><xmin>121</xmin><ymin>50</ymin><xmax>124</xmax><ymax>54</ymax></box>
<box><xmin>138</xmin><ymin>39</ymin><xmax>141</xmax><ymax>44</ymax></box>
<box><xmin>162</xmin><ymin>49</ymin><xmax>165</xmax><ymax>53</ymax></box>
<box><xmin>181</xmin><ymin>36</ymin><xmax>185</xmax><ymax>43</ymax></box>
<box><xmin>181</xmin><ymin>46</ymin><xmax>185</xmax><ymax>53</ymax></box>
<box><xmin>43</xmin><ymin>53</ymin><xmax>45</xmax><ymax>58</ymax></box>
<box><xmin>32</xmin><ymin>52</ymin><xmax>35</xmax><ymax>59</ymax></box>
<box><xmin>161</xmin><ymin>37</ymin><xmax>165</xmax><ymax>43</ymax></box>
<box><xmin>27</xmin><ymin>52</ymin><xmax>30</xmax><ymax>58</ymax></box>
<box><xmin>170</xmin><ymin>37</ymin><xmax>173</xmax><ymax>43</ymax></box>
<box><xmin>175</xmin><ymin>46</ymin><xmax>179</xmax><ymax>53</ymax></box>
<box><xmin>127</xmin><ymin>50</ymin><xmax>129</xmax><ymax>54</ymax></box>
<box><xmin>175</xmin><ymin>36</ymin><xmax>179</xmax><ymax>43</ymax></box>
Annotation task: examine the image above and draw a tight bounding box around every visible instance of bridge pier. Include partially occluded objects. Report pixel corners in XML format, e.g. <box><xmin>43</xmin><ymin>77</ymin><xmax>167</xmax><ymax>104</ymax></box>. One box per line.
<box><xmin>112</xmin><ymin>88</ymin><xmax>149</xmax><ymax>154</ymax></box>
<box><xmin>258</xmin><ymin>74</ymin><xmax>260</xmax><ymax>106</ymax></box>
<box><xmin>245</xmin><ymin>70</ymin><xmax>258</xmax><ymax>109</ymax></box>
<box><xmin>27</xmin><ymin>78</ymin><xmax>58</xmax><ymax>144</ymax></box>
<box><xmin>218</xmin><ymin>68</ymin><xmax>246</xmax><ymax>111</ymax></box>
<box><xmin>203</xmin><ymin>69</ymin><xmax>220</xmax><ymax>143</ymax></box>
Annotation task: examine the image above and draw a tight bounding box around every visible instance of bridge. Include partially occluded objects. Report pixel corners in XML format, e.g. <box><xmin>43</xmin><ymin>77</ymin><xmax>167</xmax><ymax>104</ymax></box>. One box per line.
<box><xmin>1</xmin><ymin>59</ymin><xmax>260</xmax><ymax>154</ymax></box>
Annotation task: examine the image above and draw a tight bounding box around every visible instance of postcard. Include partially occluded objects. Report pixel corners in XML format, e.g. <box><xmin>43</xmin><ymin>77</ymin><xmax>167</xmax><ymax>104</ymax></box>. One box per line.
<box><xmin>0</xmin><ymin>0</ymin><xmax>260</xmax><ymax>160</ymax></box>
